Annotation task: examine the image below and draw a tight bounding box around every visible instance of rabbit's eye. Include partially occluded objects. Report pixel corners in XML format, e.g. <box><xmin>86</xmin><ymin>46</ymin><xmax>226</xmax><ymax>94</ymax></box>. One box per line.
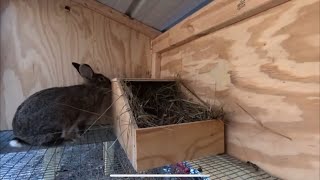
<box><xmin>99</xmin><ymin>77</ymin><xmax>104</xmax><ymax>82</ymax></box>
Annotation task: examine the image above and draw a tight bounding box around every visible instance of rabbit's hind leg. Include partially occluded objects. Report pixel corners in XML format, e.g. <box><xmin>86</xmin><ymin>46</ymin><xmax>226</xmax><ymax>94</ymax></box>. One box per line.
<box><xmin>61</xmin><ymin>123</ymin><xmax>80</xmax><ymax>142</ymax></box>
<box><xmin>38</xmin><ymin>132</ymin><xmax>63</xmax><ymax>146</ymax></box>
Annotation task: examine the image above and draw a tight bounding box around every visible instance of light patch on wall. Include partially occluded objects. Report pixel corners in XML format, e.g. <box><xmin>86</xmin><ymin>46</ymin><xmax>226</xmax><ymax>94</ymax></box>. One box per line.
<box><xmin>307</xmin><ymin>96</ymin><xmax>320</xmax><ymax>100</ymax></box>
<box><xmin>205</xmin><ymin>60</ymin><xmax>231</xmax><ymax>91</ymax></box>
<box><xmin>2</xmin><ymin>70</ymin><xmax>25</xmax><ymax>129</ymax></box>
<box><xmin>182</xmin><ymin>58</ymin><xmax>231</xmax><ymax>92</ymax></box>
<box><xmin>230</xmin><ymin>87</ymin><xmax>304</xmax><ymax>123</ymax></box>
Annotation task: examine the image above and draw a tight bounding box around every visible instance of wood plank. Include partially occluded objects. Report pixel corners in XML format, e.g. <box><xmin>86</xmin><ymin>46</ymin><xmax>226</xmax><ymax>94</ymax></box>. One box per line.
<box><xmin>71</xmin><ymin>0</ymin><xmax>161</xmax><ymax>38</ymax></box>
<box><xmin>112</xmin><ymin>79</ymin><xmax>138</xmax><ymax>169</ymax></box>
<box><xmin>159</xmin><ymin>0</ymin><xmax>320</xmax><ymax>179</ymax></box>
<box><xmin>151</xmin><ymin>53</ymin><xmax>161</xmax><ymax>78</ymax></box>
<box><xmin>0</xmin><ymin>0</ymin><xmax>152</xmax><ymax>130</ymax></box>
<box><xmin>152</xmin><ymin>0</ymin><xmax>290</xmax><ymax>53</ymax></box>
<box><xmin>136</xmin><ymin>120</ymin><xmax>224</xmax><ymax>171</ymax></box>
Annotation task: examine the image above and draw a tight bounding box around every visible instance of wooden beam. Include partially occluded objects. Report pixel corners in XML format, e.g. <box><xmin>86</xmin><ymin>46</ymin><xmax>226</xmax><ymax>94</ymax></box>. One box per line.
<box><xmin>71</xmin><ymin>0</ymin><xmax>161</xmax><ymax>38</ymax></box>
<box><xmin>151</xmin><ymin>53</ymin><xmax>161</xmax><ymax>78</ymax></box>
<box><xmin>152</xmin><ymin>0</ymin><xmax>290</xmax><ymax>53</ymax></box>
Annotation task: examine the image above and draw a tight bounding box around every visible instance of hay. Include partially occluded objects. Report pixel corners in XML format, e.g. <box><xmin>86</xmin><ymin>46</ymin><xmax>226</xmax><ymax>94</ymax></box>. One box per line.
<box><xmin>121</xmin><ymin>80</ymin><xmax>225</xmax><ymax>128</ymax></box>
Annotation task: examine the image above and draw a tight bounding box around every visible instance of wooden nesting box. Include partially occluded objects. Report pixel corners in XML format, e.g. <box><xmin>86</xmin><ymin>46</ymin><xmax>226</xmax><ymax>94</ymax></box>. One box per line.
<box><xmin>111</xmin><ymin>78</ymin><xmax>224</xmax><ymax>171</ymax></box>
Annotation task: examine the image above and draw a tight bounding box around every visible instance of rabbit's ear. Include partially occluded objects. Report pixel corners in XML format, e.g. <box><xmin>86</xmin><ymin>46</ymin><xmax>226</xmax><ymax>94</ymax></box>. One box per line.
<box><xmin>79</xmin><ymin>64</ymin><xmax>94</xmax><ymax>79</ymax></box>
<box><xmin>72</xmin><ymin>62</ymin><xmax>81</xmax><ymax>73</ymax></box>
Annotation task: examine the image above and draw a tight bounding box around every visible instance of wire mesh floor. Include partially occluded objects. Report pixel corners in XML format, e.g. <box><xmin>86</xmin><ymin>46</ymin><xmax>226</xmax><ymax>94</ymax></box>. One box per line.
<box><xmin>0</xmin><ymin>126</ymin><xmax>279</xmax><ymax>180</ymax></box>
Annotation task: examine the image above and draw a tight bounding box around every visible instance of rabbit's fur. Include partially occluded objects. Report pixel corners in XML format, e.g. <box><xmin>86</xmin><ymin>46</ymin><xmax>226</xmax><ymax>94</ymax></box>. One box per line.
<box><xmin>10</xmin><ymin>63</ymin><xmax>111</xmax><ymax>146</ymax></box>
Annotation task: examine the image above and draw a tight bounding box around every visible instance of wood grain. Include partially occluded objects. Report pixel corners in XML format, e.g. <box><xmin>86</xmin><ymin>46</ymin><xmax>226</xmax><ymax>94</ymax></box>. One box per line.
<box><xmin>151</xmin><ymin>53</ymin><xmax>161</xmax><ymax>78</ymax></box>
<box><xmin>112</xmin><ymin>79</ymin><xmax>224</xmax><ymax>171</ymax></box>
<box><xmin>152</xmin><ymin>0</ymin><xmax>290</xmax><ymax>53</ymax></box>
<box><xmin>158</xmin><ymin>0</ymin><xmax>320</xmax><ymax>179</ymax></box>
<box><xmin>136</xmin><ymin>120</ymin><xmax>224</xmax><ymax>171</ymax></box>
<box><xmin>0</xmin><ymin>0</ymin><xmax>152</xmax><ymax>130</ymax></box>
<box><xmin>71</xmin><ymin>0</ymin><xmax>161</xmax><ymax>38</ymax></box>
<box><xmin>111</xmin><ymin>79</ymin><xmax>138</xmax><ymax>169</ymax></box>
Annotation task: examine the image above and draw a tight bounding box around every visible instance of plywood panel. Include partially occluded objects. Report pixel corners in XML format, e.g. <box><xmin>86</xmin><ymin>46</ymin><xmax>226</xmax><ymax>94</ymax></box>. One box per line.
<box><xmin>152</xmin><ymin>0</ymin><xmax>289</xmax><ymax>53</ymax></box>
<box><xmin>136</xmin><ymin>120</ymin><xmax>224</xmax><ymax>171</ymax></box>
<box><xmin>0</xmin><ymin>0</ymin><xmax>152</xmax><ymax>130</ymax></box>
<box><xmin>0</xmin><ymin>0</ymin><xmax>70</xmax><ymax>130</ymax></box>
<box><xmin>159</xmin><ymin>0</ymin><xmax>320</xmax><ymax>179</ymax></box>
<box><xmin>71</xmin><ymin>0</ymin><xmax>161</xmax><ymax>38</ymax></box>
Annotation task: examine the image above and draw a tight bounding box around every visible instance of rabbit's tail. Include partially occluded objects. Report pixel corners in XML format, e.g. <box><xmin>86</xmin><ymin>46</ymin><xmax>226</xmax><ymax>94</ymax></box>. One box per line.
<box><xmin>9</xmin><ymin>137</ymin><xmax>24</xmax><ymax>148</ymax></box>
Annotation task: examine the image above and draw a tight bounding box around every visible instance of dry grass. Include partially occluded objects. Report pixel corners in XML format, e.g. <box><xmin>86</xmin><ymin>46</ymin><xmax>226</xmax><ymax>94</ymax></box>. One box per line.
<box><xmin>121</xmin><ymin>80</ymin><xmax>225</xmax><ymax>128</ymax></box>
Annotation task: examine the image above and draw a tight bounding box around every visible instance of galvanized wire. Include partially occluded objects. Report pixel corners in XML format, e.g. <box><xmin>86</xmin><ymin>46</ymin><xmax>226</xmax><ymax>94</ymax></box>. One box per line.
<box><xmin>1</xmin><ymin>127</ymin><xmax>279</xmax><ymax>180</ymax></box>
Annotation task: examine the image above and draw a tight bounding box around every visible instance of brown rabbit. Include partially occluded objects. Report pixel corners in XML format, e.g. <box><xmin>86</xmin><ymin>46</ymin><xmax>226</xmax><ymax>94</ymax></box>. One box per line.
<box><xmin>9</xmin><ymin>62</ymin><xmax>111</xmax><ymax>147</ymax></box>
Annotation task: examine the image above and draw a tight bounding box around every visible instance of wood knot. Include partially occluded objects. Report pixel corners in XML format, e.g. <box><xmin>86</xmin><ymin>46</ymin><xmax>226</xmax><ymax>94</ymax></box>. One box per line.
<box><xmin>187</xmin><ymin>25</ymin><xmax>194</xmax><ymax>32</ymax></box>
<box><xmin>65</xmin><ymin>5</ymin><xmax>71</xmax><ymax>11</ymax></box>
<box><xmin>237</xmin><ymin>0</ymin><xmax>246</xmax><ymax>10</ymax></box>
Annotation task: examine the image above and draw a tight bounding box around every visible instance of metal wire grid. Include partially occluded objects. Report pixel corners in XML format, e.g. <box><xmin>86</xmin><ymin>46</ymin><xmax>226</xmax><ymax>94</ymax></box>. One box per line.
<box><xmin>0</xmin><ymin>126</ymin><xmax>115</xmax><ymax>154</ymax></box>
<box><xmin>0</xmin><ymin>127</ymin><xmax>280</xmax><ymax>180</ymax></box>
<box><xmin>188</xmin><ymin>155</ymin><xmax>280</xmax><ymax>180</ymax></box>
<box><xmin>0</xmin><ymin>126</ymin><xmax>124</xmax><ymax>180</ymax></box>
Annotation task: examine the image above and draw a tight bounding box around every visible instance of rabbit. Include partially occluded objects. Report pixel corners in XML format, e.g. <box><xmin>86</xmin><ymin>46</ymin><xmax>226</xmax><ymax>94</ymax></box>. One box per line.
<box><xmin>9</xmin><ymin>62</ymin><xmax>112</xmax><ymax>147</ymax></box>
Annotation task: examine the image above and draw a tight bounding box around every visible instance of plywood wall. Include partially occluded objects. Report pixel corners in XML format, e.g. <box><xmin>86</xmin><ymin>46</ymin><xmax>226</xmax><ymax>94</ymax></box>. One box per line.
<box><xmin>159</xmin><ymin>0</ymin><xmax>320</xmax><ymax>179</ymax></box>
<box><xmin>0</xmin><ymin>0</ymin><xmax>152</xmax><ymax>130</ymax></box>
